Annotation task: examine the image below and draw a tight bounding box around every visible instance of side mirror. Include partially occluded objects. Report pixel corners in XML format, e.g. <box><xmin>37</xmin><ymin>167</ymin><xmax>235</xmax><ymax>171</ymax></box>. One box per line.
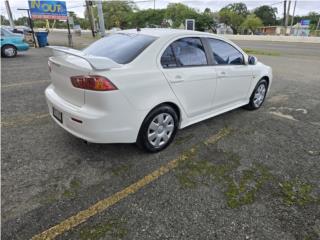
<box><xmin>248</xmin><ymin>55</ymin><xmax>258</xmax><ymax>65</ymax></box>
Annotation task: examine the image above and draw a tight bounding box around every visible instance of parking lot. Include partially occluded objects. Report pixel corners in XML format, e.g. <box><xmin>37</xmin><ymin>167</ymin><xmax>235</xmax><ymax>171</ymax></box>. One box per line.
<box><xmin>2</xmin><ymin>35</ymin><xmax>320</xmax><ymax>240</ymax></box>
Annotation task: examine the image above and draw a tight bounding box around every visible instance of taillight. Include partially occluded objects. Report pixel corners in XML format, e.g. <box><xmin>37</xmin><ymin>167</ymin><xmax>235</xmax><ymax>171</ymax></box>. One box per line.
<box><xmin>70</xmin><ymin>75</ymin><xmax>118</xmax><ymax>91</ymax></box>
<box><xmin>48</xmin><ymin>61</ymin><xmax>52</xmax><ymax>72</ymax></box>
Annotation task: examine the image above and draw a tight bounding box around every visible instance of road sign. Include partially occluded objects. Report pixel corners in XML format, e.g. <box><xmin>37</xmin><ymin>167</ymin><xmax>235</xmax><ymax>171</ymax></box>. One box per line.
<box><xmin>185</xmin><ymin>19</ymin><xmax>195</xmax><ymax>31</ymax></box>
<box><xmin>300</xmin><ymin>19</ymin><xmax>310</xmax><ymax>26</ymax></box>
<box><xmin>28</xmin><ymin>1</ymin><xmax>67</xmax><ymax>20</ymax></box>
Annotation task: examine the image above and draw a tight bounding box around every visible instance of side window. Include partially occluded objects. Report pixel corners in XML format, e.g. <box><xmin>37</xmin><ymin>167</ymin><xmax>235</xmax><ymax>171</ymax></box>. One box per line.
<box><xmin>161</xmin><ymin>46</ymin><xmax>177</xmax><ymax>68</ymax></box>
<box><xmin>171</xmin><ymin>37</ymin><xmax>207</xmax><ymax>67</ymax></box>
<box><xmin>207</xmin><ymin>38</ymin><xmax>244</xmax><ymax>65</ymax></box>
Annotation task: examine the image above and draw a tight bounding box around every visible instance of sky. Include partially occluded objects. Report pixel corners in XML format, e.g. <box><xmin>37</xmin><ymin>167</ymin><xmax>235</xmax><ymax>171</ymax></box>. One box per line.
<box><xmin>1</xmin><ymin>0</ymin><xmax>319</xmax><ymax>20</ymax></box>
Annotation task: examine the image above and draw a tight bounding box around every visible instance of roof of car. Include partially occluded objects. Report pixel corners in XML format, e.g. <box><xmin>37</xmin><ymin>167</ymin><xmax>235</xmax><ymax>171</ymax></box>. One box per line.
<box><xmin>119</xmin><ymin>28</ymin><xmax>214</xmax><ymax>38</ymax></box>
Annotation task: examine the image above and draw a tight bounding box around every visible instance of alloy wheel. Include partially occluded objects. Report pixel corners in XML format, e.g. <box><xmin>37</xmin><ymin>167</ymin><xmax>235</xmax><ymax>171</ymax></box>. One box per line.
<box><xmin>253</xmin><ymin>84</ymin><xmax>266</xmax><ymax>108</ymax></box>
<box><xmin>4</xmin><ymin>47</ymin><xmax>16</xmax><ymax>57</ymax></box>
<box><xmin>147</xmin><ymin>113</ymin><xmax>175</xmax><ymax>148</ymax></box>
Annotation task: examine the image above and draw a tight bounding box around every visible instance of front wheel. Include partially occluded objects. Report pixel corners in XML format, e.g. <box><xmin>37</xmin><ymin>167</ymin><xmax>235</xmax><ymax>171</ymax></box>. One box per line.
<box><xmin>137</xmin><ymin>105</ymin><xmax>178</xmax><ymax>152</ymax></box>
<box><xmin>244</xmin><ymin>79</ymin><xmax>268</xmax><ymax>110</ymax></box>
<box><xmin>1</xmin><ymin>45</ymin><xmax>17</xmax><ymax>58</ymax></box>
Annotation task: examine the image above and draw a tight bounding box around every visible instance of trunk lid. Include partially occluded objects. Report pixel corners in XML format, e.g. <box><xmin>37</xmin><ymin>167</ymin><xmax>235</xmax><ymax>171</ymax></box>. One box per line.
<box><xmin>49</xmin><ymin>55</ymin><xmax>91</xmax><ymax>106</ymax></box>
<box><xmin>48</xmin><ymin>46</ymin><xmax>122</xmax><ymax>107</ymax></box>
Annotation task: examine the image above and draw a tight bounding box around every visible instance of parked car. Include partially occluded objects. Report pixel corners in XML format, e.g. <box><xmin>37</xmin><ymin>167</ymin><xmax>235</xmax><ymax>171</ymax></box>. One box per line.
<box><xmin>1</xmin><ymin>28</ymin><xmax>29</xmax><ymax>57</ymax></box>
<box><xmin>12</xmin><ymin>26</ymin><xmax>32</xmax><ymax>35</ymax></box>
<box><xmin>46</xmin><ymin>29</ymin><xmax>272</xmax><ymax>152</ymax></box>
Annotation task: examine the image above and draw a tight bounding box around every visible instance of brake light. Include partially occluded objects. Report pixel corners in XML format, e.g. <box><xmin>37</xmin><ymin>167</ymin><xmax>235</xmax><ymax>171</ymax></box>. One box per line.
<box><xmin>70</xmin><ymin>75</ymin><xmax>118</xmax><ymax>91</ymax></box>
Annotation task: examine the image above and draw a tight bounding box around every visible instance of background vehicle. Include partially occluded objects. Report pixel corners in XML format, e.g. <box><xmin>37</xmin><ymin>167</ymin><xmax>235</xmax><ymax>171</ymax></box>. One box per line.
<box><xmin>1</xmin><ymin>28</ymin><xmax>29</xmax><ymax>58</ymax></box>
<box><xmin>46</xmin><ymin>29</ymin><xmax>272</xmax><ymax>152</ymax></box>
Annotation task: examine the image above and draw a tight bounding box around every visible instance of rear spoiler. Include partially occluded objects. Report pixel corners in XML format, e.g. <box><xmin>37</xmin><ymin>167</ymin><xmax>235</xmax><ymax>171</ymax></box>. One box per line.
<box><xmin>47</xmin><ymin>46</ymin><xmax>122</xmax><ymax>71</ymax></box>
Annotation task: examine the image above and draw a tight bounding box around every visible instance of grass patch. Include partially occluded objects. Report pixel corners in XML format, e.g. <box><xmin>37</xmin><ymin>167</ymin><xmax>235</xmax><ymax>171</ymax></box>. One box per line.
<box><xmin>62</xmin><ymin>179</ymin><xmax>81</xmax><ymax>199</ymax></box>
<box><xmin>280</xmin><ymin>179</ymin><xmax>319</xmax><ymax>206</ymax></box>
<box><xmin>79</xmin><ymin>219</ymin><xmax>127</xmax><ymax>240</ymax></box>
<box><xmin>225</xmin><ymin>165</ymin><xmax>272</xmax><ymax>208</ymax></box>
<box><xmin>243</xmin><ymin>48</ymin><xmax>280</xmax><ymax>56</ymax></box>
<box><xmin>111</xmin><ymin>164</ymin><xmax>131</xmax><ymax>176</ymax></box>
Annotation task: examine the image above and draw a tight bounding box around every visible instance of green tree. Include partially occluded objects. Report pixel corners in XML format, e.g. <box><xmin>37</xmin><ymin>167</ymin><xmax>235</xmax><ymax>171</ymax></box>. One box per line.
<box><xmin>1</xmin><ymin>15</ymin><xmax>10</xmax><ymax>25</ymax></box>
<box><xmin>241</xmin><ymin>14</ymin><xmax>263</xmax><ymax>33</ymax></box>
<box><xmin>254</xmin><ymin>5</ymin><xmax>277</xmax><ymax>26</ymax></box>
<box><xmin>221</xmin><ymin>3</ymin><xmax>249</xmax><ymax>17</ymax></box>
<box><xmin>219</xmin><ymin>8</ymin><xmax>245</xmax><ymax>34</ymax></box>
<box><xmin>92</xmin><ymin>1</ymin><xmax>137</xmax><ymax>29</ymax></box>
<box><xmin>68</xmin><ymin>11</ymin><xmax>90</xmax><ymax>29</ymax></box>
<box><xmin>196</xmin><ymin>9</ymin><xmax>216</xmax><ymax>32</ymax></box>
<box><xmin>165</xmin><ymin>3</ymin><xmax>215</xmax><ymax>31</ymax></box>
<box><xmin>165</xmin><ymin>3</ymin><xmax>198</xmax><ymax>28</ymax></box>
<box><xmin>278</xmin><ymin>11</ymin><xmax>320</xmax><ymax>30</ymax></box>
<box><xmin>128</xmin><ymin>9</ymin><xmax>166</xmax><ymax>28</ymax></box>
<box><xmin>14</xmin><ymin>16</ymin><xmax>30</xmax><ymax>26</ymax></box>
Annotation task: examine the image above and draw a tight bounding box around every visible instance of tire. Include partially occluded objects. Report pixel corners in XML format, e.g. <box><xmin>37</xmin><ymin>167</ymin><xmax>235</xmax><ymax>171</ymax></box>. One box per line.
<box><xmin>137</xmin><ymin>105</ymin><xmax>179</xmax><ymax>152</ymax></box>
<box><xmin>244</xmin><ymin>79</ymin><xmax>268</xmax><ymax>110</ymax></box>
<box><xmin>1</xmin><ymin>45</ymin><xmax>17</xmax><ymax>58</ymax></box>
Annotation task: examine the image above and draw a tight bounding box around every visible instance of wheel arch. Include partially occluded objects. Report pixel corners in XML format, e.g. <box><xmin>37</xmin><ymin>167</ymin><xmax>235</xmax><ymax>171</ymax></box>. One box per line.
<box><xmin>1</xmin><ymin>44</ymin><xmax>17</xmax><ymax>50</ymax></box>
<box><xmin>1</xmin><ymin>44</ymin><xmax>17</xmax><ymax>57</ymax></box>
<box><xmin>145</xmin><ymin>101</ymin><xmax>181</xmax><ymax>124</ymax></box>
<box><xmin>136</xmin><ymin>101</ymin><xmax>182</xmax><ymax>142</ymax></box>
<box><xmin>261</xmin><ymin>76</ymin><xmax>269</xmax><ymax>87</ymax></box>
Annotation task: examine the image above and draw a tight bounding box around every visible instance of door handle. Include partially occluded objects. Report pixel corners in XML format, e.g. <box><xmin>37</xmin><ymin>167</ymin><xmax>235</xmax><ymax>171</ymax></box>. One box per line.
<box><xmin>217</xmin><ymin>71</ymin><xmax>227</xmax><ymax>77</ymax></box>
<box><xmin>171</xmin><ymin>75</ymin><xmax>184</xmax><ymax>83</ymax></box>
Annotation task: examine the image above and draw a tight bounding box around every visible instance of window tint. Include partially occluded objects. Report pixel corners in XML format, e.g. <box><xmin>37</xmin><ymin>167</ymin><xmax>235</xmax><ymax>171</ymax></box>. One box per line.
<box><xmin>161</xmin><ymin>46</ymin><xmax>177</xmax><ymax>68</ymax></box>
<box><xmin>171</xmin><ymin>37</ymin><xmax>207</xmax><ymax>67</ymax></box>
<box><xmin>83</xmin><ymin>33</ymin><xmax>157</xmax><ymax>64</ymax></box>
<box><xmin>207</xmin><ymin>38</ymin><xmax>244</xmax><ymax>65</ymax></box>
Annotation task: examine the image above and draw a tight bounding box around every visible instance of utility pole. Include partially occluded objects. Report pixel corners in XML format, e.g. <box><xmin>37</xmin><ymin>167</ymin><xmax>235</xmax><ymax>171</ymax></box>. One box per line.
<box><xmin>17</xmin><ymin>8</ymin><xmax>37</xmax><ymax>47</ymax></box>
<box><xmin>316</xmin><ymin>17</ymin><xmax>320</xmax><ymax>31</ymax></box>
<box><xmin>86</xmin><ymin>1</ymin><xmax>96</xmax><ymax>37</ymax></box>
<box><xmin>67</xmin><ymin>12</ymin><xmax>73</xmax><ymax>47</ymax></box>
<box><xmin>97</xmin><ymin>0</ymin><xmax>105</xmax><ymax>37</ymax></box>
<box><xmin>5</xmin><ymin>0</ymin><xmax>14</xmax><ymax>28</ymax></box>
<box><xmin>284</xmin><ymin>0</ymin><xmax>291</xmax><ymax>35</ymax></box>
<box><xmin>283</xmin><ymin>0</ymin><xmax>287</xmax><ymax>27</ymax></box>
<box><xmin>154</xmin><ymin>0</ymin><xmax>155</xmax><ymax>10</ymax></box>
<box><xmin>290</xmin><ymin>0</ymin><xmax>297</xmax><ymax>29</ymax></box>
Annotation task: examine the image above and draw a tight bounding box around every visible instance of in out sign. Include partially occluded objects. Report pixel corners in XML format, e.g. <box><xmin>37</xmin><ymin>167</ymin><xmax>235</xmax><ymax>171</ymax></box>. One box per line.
<box><xmin>28</xmin><ymin>0</ymin><xmax>68</xmax><ymax>20</ymax></box>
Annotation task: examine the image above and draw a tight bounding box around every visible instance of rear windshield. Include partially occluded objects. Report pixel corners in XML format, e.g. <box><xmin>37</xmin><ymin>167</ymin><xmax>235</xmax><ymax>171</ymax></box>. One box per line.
<box><xmin>83</xmin><ymin>33</ymin><xmax>157</xmax><ymax>64</ymax></box>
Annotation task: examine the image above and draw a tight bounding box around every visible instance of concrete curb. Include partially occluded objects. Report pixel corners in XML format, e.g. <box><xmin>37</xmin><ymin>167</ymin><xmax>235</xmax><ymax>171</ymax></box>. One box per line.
<box><xmin>219</xmin><ymin>34</ymin><xmax>320</xmax><ymax>43</ymax></box>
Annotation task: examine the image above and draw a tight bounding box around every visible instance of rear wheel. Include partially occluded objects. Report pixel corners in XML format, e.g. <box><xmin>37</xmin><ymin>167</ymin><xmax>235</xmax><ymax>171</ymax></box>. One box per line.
<box><xmin>1</xmin><ymin>45</ymin><xmax>17</xmax><ymax>58</ymax></box>
<box><xmin>244</xmin><ymin>79</ymin><xmax>268</xmax><ymax>110</ymax></box>
<box><xmin>137</xmin><ymin>105</ymin><xmax>178</xmax><ymax>152</ymax></box>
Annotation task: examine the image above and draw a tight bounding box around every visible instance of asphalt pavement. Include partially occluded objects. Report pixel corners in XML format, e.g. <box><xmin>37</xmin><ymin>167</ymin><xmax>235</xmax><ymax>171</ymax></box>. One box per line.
<box><xmin>1</xmin><ymin>38</ymin><xmax>320</xmax><ymax>240</ymax></box>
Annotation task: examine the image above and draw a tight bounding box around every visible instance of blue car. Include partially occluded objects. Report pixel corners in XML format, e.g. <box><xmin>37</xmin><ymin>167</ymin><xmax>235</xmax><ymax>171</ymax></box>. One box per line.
<box><xmin>1</xmin><ymin>27</ymin><xmax>29</xmax><ymax>57</ymax></box>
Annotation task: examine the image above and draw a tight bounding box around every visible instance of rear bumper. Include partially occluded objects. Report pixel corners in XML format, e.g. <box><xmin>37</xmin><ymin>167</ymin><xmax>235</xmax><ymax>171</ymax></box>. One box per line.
<box><xmin>45</xmin><ymin>84</ymin><xmax>146</xmax><ymax>143</ymax></box>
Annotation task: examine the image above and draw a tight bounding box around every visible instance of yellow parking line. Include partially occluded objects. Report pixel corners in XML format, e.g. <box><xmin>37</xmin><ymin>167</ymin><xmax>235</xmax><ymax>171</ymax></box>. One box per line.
<box><xmin>1</xmin><ymin>113</ymin><xmax>50</xmax><ymax>127</ymax></box>
<box><xmin>31</xmin><ymin>127</ymin><xmax>231</xmax><ymax>240</ymax></box>
<box><xmin>2</xmin><ymin>80</ymin><xmax>50</xmax><ymax>89</ymax></box>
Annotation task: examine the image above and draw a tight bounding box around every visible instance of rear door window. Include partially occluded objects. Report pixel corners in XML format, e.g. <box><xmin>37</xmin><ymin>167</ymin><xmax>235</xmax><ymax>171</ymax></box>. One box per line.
<box><xmin>161</xmin><ymin>46</ymin><xmax>177</xmax><ymax>68</ymax></box>
<box><xmin>83</xmin><ymin>33</ymin><xmax>157</xmax><ymax>64</ymax></box>
<box><xmin>171</xmin><ymin>37</ymin><xmax>208</xmax><ymax>67</ymax></box>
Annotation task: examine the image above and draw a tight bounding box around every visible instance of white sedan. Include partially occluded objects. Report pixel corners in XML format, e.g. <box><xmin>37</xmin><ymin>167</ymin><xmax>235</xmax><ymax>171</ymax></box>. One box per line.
<box><xmin>46</xmin><ymin>28</ymin><xmax>272</xmax><ymax>152</ymax></box>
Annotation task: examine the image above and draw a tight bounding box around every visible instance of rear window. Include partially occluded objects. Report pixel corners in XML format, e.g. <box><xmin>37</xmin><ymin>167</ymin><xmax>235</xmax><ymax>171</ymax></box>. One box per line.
<box><xmin>83</xmin><ymin>33</ymin><xmax>157</xmax><ymax>64</ymax></box>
